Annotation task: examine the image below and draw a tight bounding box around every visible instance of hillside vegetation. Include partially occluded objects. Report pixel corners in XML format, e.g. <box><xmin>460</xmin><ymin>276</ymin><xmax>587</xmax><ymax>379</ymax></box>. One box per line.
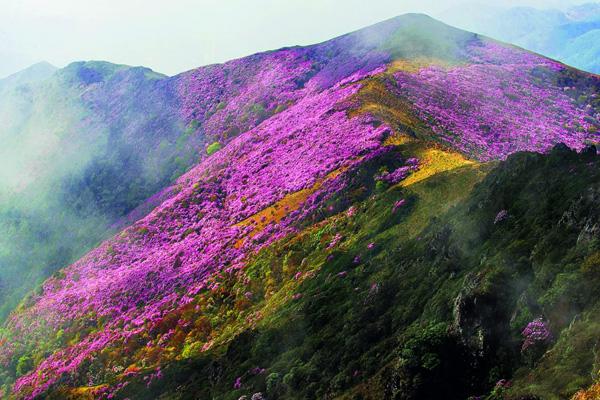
<box><xmin>0</xmin><ymin>14</ymin><xmax>599</xmax><ymax>400</ymax></box>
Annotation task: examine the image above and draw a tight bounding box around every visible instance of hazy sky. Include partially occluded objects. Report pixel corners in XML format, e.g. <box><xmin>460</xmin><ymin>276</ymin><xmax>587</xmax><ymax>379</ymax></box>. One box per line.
<box><xmin>0</xmin><ymin>0</ymin><xmax>591</xmax><ymax>78</ymax></box>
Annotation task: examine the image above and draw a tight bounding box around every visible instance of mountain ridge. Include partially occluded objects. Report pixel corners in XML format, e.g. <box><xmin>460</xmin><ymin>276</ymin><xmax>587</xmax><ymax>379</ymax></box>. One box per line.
<box><xmin>440</xmin><ymin>3</ymin><xmax>600</xmax><ymax>74</ymax></box>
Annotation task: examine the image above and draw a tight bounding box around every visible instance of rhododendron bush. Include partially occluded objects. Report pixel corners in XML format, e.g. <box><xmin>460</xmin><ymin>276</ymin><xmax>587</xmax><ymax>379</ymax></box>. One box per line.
<box><xmin>393</xmin><ymin>41</ymin><xmax>599</xmax><ymax>160</ymax></box>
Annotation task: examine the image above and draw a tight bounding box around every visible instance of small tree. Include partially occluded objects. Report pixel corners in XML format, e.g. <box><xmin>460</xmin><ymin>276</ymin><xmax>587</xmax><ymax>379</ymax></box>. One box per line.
<box><xmin>521</xmin><ymin>318</ymin><xmax>552</xmax><ymax>366</ymax></box>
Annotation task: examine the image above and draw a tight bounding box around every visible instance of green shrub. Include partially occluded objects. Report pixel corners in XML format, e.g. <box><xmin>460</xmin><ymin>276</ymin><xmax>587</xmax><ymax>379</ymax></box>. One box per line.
<box><xmin>16</xmin><ymin>355</ymin><xmax>33</xmax><ymax>377</ymax></box>
<box><xmin>375</xmin><ymin>180</ymin><xmax>388</xmax><ymax>193</ymax></box>
<box><xmin>266</xmin><ymin>372</ymin><xmax>284</xmax><ymax>396</ymax></box>
<box><xmin>206</xmin><ymin>142</ymin><xmax>222</xmax><ymax>156</ymax></box>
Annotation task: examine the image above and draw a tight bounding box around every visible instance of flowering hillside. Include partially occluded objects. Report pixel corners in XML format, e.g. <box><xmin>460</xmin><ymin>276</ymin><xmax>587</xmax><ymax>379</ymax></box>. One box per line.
<box><xmin>1</xmin><ymin>13</ymin><xmax>600</xmax><ymax>400</ymax></box>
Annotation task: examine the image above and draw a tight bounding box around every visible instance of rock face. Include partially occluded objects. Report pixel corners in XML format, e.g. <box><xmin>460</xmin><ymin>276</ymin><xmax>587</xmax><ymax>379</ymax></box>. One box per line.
<box><xmin>0</xmin><ymin>13</ymin><xmax>599</xmax><ymax>400</ymax></box>
<box><xmin>452</xmin><ymin>272</ymin><xmax>488</xmax><ymax>357</ymax></box>
<box><xmin>560</xmin><ymin>186</ymin><xmax>600</xmax><ymax>246</ymax></box>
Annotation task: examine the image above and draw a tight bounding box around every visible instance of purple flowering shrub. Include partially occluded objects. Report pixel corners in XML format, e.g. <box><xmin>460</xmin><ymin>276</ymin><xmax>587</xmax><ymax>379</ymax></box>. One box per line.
<box><xmin>393</xmin><ymin>40</ymin><xmax>599</xmax><ymax>160</ymax></box>
<box><xmin>521</xmin><ymin>318</ymin><xmax>552</xmax><ymax>352</ymax></box>
<box><xmin>376</xmin><ymin>164</ymin><xmax>419</xmax><ymax>185</ymax></box>
<box><xmin>494</xmin><ymin>209</ymin><xmax>508</xmax><ymax>224</ymax></box>
<box><xmin>175</xmin><ymin>36</ymin><xmax>395</xmax><ymax>147</ymax></box>
<box><xmin>393</xmin><ymin>199</ymin><xmax>407</xmax><ymax>213</ymax></box>
<box><xmin>520</xmin><ymin>318</ymin><xmax>553</xmax><ymax>368</ymax></box>
<box><xmin>176</xmin><ymin>49</ymin><xmax>315</xmax><ymax>143</ymax></box>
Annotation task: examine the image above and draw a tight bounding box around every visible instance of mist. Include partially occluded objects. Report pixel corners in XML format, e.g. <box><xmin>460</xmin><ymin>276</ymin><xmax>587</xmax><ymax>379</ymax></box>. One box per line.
<box><xmin>0</xmin><ymin>63</ymin><xmax>194</xmax><ymax>320</ymax></box>
<box><xmin>0</xmin><ymin>0</ymin><xmax>592</xmax><ymax>78</ymax></box>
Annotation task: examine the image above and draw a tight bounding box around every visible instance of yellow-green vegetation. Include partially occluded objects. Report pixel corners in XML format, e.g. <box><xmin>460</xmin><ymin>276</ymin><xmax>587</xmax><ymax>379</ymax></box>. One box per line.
<box><xmin>399</xmin><ymin>143</ymin><xmax>475</xmax><ymax>187</ymax></box>
<box><xmin>349</xmin><ymin>77</ymin><xmax>429</xmax><ymax>139</ymax></box>
<box><xmin>235</xmin><ymin>165</ymin><xmax>351</xmax><ymax>241</ymax></box>
<box><xmin>387</xmin><ymin>57</ymin><xmax>456</xmax><ymax>74</ymax></box>
<box><xmin>206</xmin><ymin>141</ymin><xmax>222</xmax><ymax>156</ymax></box>
<box><xmin>574</xmin><ymin>381</ymin><xmax>600</xmax><ymax>400</ymax></box>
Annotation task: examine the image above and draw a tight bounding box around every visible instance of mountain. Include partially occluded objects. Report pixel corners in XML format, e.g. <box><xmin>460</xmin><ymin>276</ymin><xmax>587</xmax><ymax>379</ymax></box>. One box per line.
<box><xmin>440</xmin><ymin>3</ymin><xmax>600</xmax><ymax>74</ymax></box>
<box><xmin>0</xmin><ymin>13</ymin><xmax>599</xmax><ymax>400</ymax></box>
<box><xmin>0</xmin><ymin>62</ymin><xmax>57</xmax><ymax>94</ymax></box>
<box><xmin>567</xmin><ymin>2</ymin><xmax>600</xmax><ymax>21</ymax></box>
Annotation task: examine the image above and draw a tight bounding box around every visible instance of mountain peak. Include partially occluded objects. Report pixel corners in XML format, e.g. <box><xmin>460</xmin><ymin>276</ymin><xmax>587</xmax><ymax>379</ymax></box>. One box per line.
<box><xmin>24</xmin><ymin>60</ymin><xmax>56</xmax><ymax>72</ymax></box>
<box><xmin>57</xmin><ymin>61</ymin><xmax>165</xmax><ymax>85</ymax></box>
<box><xmin>0</xmin><ymin>61</ymin><xmax>57</xmax><ymax>91</ymax></box>
<box><xmin>337</xmin><ymin>12</ymin><xmax>478</xmax><ymax>63</ymax></box>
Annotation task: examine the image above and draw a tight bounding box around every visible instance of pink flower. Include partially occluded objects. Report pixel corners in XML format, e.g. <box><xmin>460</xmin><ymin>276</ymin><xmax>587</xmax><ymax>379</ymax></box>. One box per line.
<box><xmin>495</xmin><ymin>379</ymin><xmax>511</xmax><ymax>389</ymax></box>
<box><xmin>494</xmin><ymin>209</ymin><xmax>509</xmax><ymax>224</ymax></box>
<box><xmin>233</xmin><ymin>377</ymin><xmax>242</xmax><ymax>389</ymax></box>
<box><xmin>521</xmin><ymin>318</ymin><xmax>552</xmax><ymax>351</ymax></box>
<box><xmin>251</xmin><ymin>367</ymin><xmax>266</xmax><ymax>375</ymax></box>
<box><xmin>393</xmin><ymin>199</ymin><xmax>406</xmax><ymax>213</ymax></box>
<box><xmin>328</xmin><ymin>233</ymin><xmax>343</xmax><ymax>249</ymax></box>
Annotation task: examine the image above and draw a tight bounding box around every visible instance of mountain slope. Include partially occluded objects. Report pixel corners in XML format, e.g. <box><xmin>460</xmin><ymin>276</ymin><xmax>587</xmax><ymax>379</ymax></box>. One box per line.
<box><xmin>0</xmin><ymin>14</ymin><xmax>599</xmax><ymax>400</ymax></box>
<box><xmin>0</xmin><ymin>17</ymin><xmax>401</xmax><ymax>321</ymax></box>
<box><xmin>0</xmin><ymin>62</ymin><xmax>57</xmax><ymax>94</ymax></box>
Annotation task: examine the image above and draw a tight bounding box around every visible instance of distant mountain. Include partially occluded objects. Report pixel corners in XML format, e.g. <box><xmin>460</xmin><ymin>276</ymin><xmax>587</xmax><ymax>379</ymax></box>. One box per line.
<box><xmin>0</xmin><ymin>13</ymin><xmax>599</xmax><ymax>400</ymax></box>
<box><xmin>0</xmin><ymin>62</ymin><xmax>56</xmax><ymax>94</ymax></box>
<box><xmin>439</xmin><ymin>3</ymin><xmax>600</xmax><ymax>73</ymax></box>
<box><xmin>567</xmin><ymin>2</ymin><xmax>600</xmax><ymax>20</ymax></box>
